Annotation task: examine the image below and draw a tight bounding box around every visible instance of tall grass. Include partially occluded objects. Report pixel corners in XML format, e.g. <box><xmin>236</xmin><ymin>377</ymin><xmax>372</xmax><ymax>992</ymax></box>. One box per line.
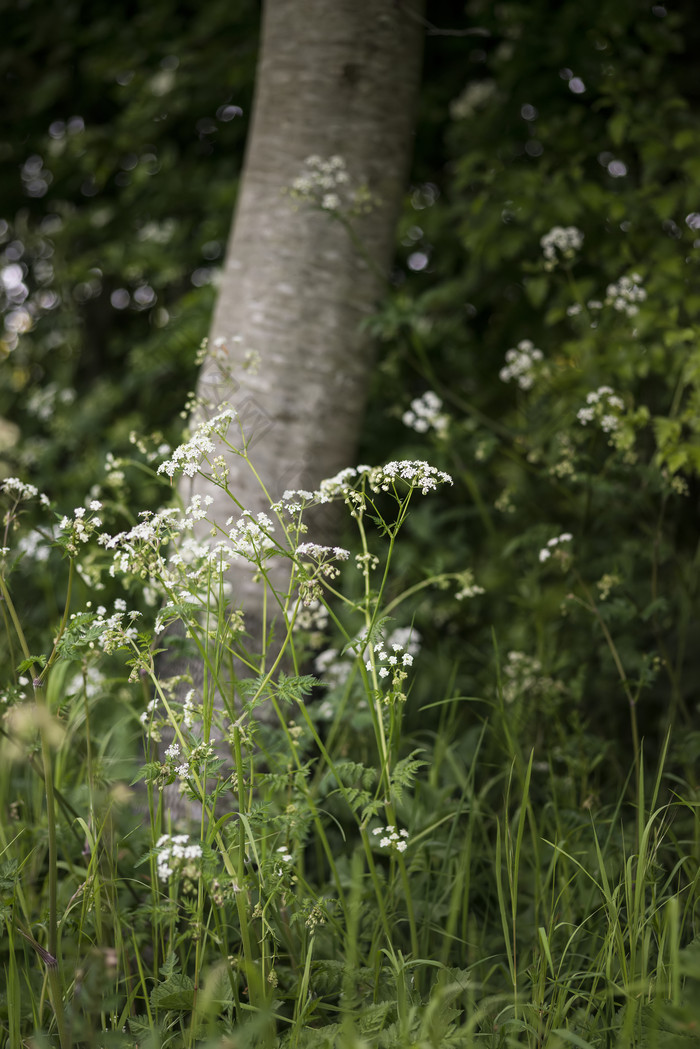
<box><xmin>1</xmin><ymin>435</ymin><xmax>699</xmax><ymax>1048</ymax></box>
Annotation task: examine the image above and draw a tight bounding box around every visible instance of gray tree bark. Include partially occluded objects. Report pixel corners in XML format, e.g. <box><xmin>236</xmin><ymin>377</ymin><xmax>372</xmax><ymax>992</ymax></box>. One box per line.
<box><xmin>159</xmin><ymin>0</ymin><xmax>426</xmax><ymax>820</ymax></box>
<box><xmin>186</xmin><ymin>0</ymin><xmax>425</xmax><ymax>593</ymax></box>
<box><xmin>152</xmin><ymin>0</ymin><xmax>427</xmax><ymax>777</ymax></box>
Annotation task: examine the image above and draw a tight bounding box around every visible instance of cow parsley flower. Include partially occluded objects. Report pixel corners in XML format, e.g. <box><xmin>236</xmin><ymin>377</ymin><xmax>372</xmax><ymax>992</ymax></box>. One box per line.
<box><xmin>228</xmin><ymin>510</ymin><xmax>276</xmax><ymax>561</ymax></box>
<box><xmin>183</xmin><ymin>689</ymin><xmax>199</xmax><ymax>728</ymax></box>
<box><xmin>454</xmin><ymin>569</ymin><xmax>485</xmax><ymax>600</ymax></box>
<box><xmin>364</xmin><ymin>461</ymin><xmax>452</xmax><ymax>495</ymax></box>
<box><xmin>501</xmin><ymin>651</ymin><xmax>563</xmax><ymax>705</ymax></box>
<box><xmin>576</xmin><ymin>387</ymin><xmax>625</xmax><ymax>432</ymax></box>
<box><xmin>538</xmin><ymin>532</ymin><xmax>573</xmax><ymax>563</ymax></box>
<box><xmin>1</xmin><ymin>477</ymin><xmax>41</xmax><ymax>502</ymax></box>
<box><xmin>289</xmin><ymin>155</ymin><xmax>373</xmax><ymax>217</ymax></box>
<box><xmin>157</xmin><ymin>408</ymin><xmax>237</xmax><ymax>479</ymax></box>
<box><xmin>499</xmin><ymin>340</ymin><xmax>544</xmax><ymax>390</ymax></box>
<box><xmin>540</xmin><ymin>225</ymin><xmax>584</xmax><ymax>269</ymax></box>
<box><xmin>372</xmin><ymin>825</ymin><xmax>409</xmax><ymax>853</ymax></box>
<box><xmin>402</xmin><ymin>390</ymin><xmax>449</xmax><ymax>436</ymax></box>
<box><xmin>155</xmin><ymin>833</ymin><xmax>202</xmax><ymax>883</ymax></box>
<box><xmin>364</xmin><ymin>628</ymin><xmax>420</xmax><ymax>703</ymax></box>
<box><xmin>605</xmin><ymin>272</ymin><xmax>646</xmax><ymax>317</ymax></box>
<box><xmin>296</xmin><ymin>542</ymin><xmax>350</xmax><ymax>562</ymax></box>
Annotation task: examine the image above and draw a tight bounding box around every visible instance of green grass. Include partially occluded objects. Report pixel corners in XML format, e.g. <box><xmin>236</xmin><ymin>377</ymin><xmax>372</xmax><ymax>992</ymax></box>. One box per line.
<box><xmin>2</xmin><ymin>642</ymin><xmax>698</xmax><ymax>1047</ymax></box>
<box><xmin>1</xmin><ymin>455</ymin><xmax>700</xmax><ymax>1048</ymax></box>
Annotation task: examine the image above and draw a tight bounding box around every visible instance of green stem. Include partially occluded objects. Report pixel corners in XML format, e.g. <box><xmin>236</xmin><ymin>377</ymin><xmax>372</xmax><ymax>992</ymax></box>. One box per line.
<box><xmin>1</xmin><ymin>566</ymin><xmax>72</xmax><ymax>1045</ymax></box>
<box><xmin>36</xmin><ymin>683</ymin><xmax>71</xmax><ymax>1048</ymax></box>
<box><xmin>0</xmin><ymin>571</ymin><xmax>37</xmax><ymax>675</ymax></box>
<box><xmin>571</xmin><ymin>575</ymin><xmax>640</xmax><ymax>763</ymax></box>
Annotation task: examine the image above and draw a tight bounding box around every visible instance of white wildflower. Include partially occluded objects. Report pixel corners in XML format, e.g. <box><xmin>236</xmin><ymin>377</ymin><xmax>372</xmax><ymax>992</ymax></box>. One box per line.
<box><xmin>538</xmin><ymin>532</ymin><xmax>573</xmax><ymax>565</ymax></box>
<box><xmin>373</xmin><ymin>825</ymin><xmax>409</xmax><ymax>853</ymax></box>
<box><xmin>454</xmin><ymin>569</ymin><xmax>485</xmax><ymax>601</ymax></box>
<box><xmin>155</xmin><ymin>833</ymin><xmax>202</xmax><ymax>882</ymax></box>
<box><xmin>499</xmin><ymin>339</ymin><xmax>544</xmax><ymax>390</ymax></box>
<box><xmin>157</xmin><ymin>408</ymin><xmax>237</xmax><ymax>479</ymax></box>
<box><xmin>289</xmin><ymin>155</ymin><xmax>373</xmax><ymax>216</ymax></box>
<box><xmin>540</xmin><ymin>225</ymin><xmax>584</xmax><ymax>269</ymax></box>
<box><xmin>296</xmin><ymin>542</ymin><xmax>350</xmax><ymax>561</ymax></box>
<box><xmin>577</xmin><ymin>387</ymin><xmax>625</xmax><ymax>433</ymax></box>
<box><xmin>605</xmin><ymin>272</ymin><xmax>646</xmax><ymax>317</ymax></box>
<box><xmin>402</xmin><ymin>390</ymin><xmax>449</xmax><ymax>437</ymax></box>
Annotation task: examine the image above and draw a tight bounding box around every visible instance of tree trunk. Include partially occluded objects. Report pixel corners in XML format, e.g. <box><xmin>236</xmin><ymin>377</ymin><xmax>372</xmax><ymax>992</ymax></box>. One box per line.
<box><xmin>156</xmin><ymin>3</ymin><xmax>426</xmax><ymax>796</ymax></box>
<box><xmin>185</xmin><ymin>0</ymin><xmax>425</xmax><ymax>599</ymax></box>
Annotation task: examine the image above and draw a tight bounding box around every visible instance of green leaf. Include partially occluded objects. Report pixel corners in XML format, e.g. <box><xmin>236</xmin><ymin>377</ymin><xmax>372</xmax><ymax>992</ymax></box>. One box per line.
<box><xmin>150</xmin><ymin>973</ymin><xmax>194</xmax><ymax>1011</ymax></box>
<box><xmin>357</xmin><ymin>1001</ymin><xmax>392</xmax><ymax>1034</ymax></box>
<box><xmin>15</xmin><ymin>655</ymin><xmax>46</xmax><ymax>675</ymax></box>
<box><xmin>640</xmin><ymin>598</ymin><xmax>669</xmax><ymax>622</ymax></box>
<box><xmin>666</xmin><ymin>448</ymin><xmax>689</xmax><ymax>474</ymax></box>
<box><xmin>276</xmin><ymin>672</ymin><xmax>318</xmax><ymax>703</ymax></box>
<box><xmin>608</xmin><ymin>111</ymin><xmax>628</xmax><ymax>146</ymax></box>
<box><xmin>390</xmin><ymin>749</ymin><xmax>427</xmax><ymax>803</ymax></box>
<box><xmin>524</xmin><ymin>276</ymin><xmax>549</xmax><ymax>308</ymax></box>
<box><xmin>128</xmin><ymin>1015</ymin><xmax>161</xmax><ymax>1040</ymax></box>
<box><xmin>159</xmin><ymin>951</ymin><xmax>180</xmax><ymax>978</ymax></box>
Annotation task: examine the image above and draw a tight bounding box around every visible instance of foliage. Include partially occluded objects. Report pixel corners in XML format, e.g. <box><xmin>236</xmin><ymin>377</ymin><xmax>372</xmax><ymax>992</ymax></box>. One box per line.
<box><xmin>2</xmin><ymin>418</ymin><xmax>699</xmax><ymax>1047</ymax></box>
<box><xmin>2</xmin><ymin>0</ymin><xmax>700</xmax><ymax>1046</ymax></box>
<box><xmin>369</xmin><ymin>0</ymin><xmax>700</xmax><ymax>756</ymax></box>
<box><xmin>0</xmin><ymin>0</ymin><xmax>258</xmax><ymax>505</ymax></box>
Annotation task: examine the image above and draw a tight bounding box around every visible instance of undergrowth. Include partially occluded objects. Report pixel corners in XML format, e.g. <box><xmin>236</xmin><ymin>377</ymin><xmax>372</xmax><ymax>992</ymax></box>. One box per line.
<box><xmin>1</xmin><ymin>405</ymin><xmax>699</xmax><ymax>1048</ymax></box>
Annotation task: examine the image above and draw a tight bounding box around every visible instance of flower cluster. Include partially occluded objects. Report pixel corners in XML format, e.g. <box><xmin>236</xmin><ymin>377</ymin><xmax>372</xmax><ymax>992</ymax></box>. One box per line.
<box><xmin>294</xmin><ymin>598</ymin><xmax>329</xmax><ymax>637</ymax></box>
<box><xmin>98</xmin><ymin>501</ymin><xmax>261</xmax><ymax>624</ymax></box>
<box><xmin>140</xmin><ymin>696</ymin><xmax>161</xmax><ymax>739</ymax></box>
<box><xmin>163</xmin><ymin>741</ymin><xmax>190</xmax><ymax>780</ymax></box>
<box><xmin>295</xmin><ymin>543</ymin><xmax>351</xmax><ymax>604</ymax></box>
<box><xmin>14</xmin><ymin>525</ymin><xmax>60</xmax><ymax>564</ymax></box>
<box><xmin>365</xmin><ymin>639</ymin><xmax>415</xmax><ymax>675</ymax></box>
<box><xmin>289</xmin><ymin>155</ymin><xmax>373</xmax><ymax>216</ymax></box>
<box><xmin>157</xmin><ymin>408</ymin><xmax>237</xmax><ymax>479</ymax></box>
<box><xmin>362</xmin><ymin>461</ymin><xmax>453</xmax><ymax>496</ymax></box>
<box><xmin>26</xmin><ymin>384</ymin><xmax>76</xmax><ymax>423</ymax></box>
<box><xmin>402</xmin><ymin>391</ymin><xmax>449</xmax><ymax>437</ymax></box>
<box><xmin>605</xmin><ymin>272</ymin><xmax>646</xmax><ymax>317</ymax></box>
<box><xmin>538</xmin><ymin>532</ymin><xmax>573</xmax><ymax>564</ymax></box>
<box><xmin>364</xmin><ymin>630</ymin><xmax>418</xmax><ymax>703</ymax></box>
<box><xmin>99</xmin><ymin>508</ymin><xmax>178</xmax><ymax>579</ymax></box>
<box><xmin>596</xmin><ymin>572</ymin><xmax>621</xmax><ymax>601</ymax></box>
<box><xmin>272</xmin><ymin>460</ymin><xmax>452</xmax><ymax>518</ymax></box>
<box><xmin>275</xmin><ymin>845</ymin><xmax>293</xmax><ymax>876</ymax></box>
<box><xmin>501</xmin><ymin>651</ymin><xmax>562</xmax><ymax>706</ymax></box>
<box><xmin>372</xmin><ymin>825</ymin><xmax>409</xmax><ymax>853</ymax></box>
<box><xmin>59</xmin><ymin>500</ymin><xmax>104</xmax><ymax>556</ymax></box>
<box><xmin>155</xmin><ymin>833</ymin><xmax>202</xmax><ymax>882</ymax></box>
<box><xmin>499</xmin><ymin>340</ymin><xmax>544</xmax><ymax>390</ymax></box>
<box><xmin>227</xmin><ymin>511</ymin><xmax>277</xmax><ymax>562</ymax></box>
<box><xmin>104</xmin><ymin>451</ymin><xmax>126</xmax><ymax>488</ymax></box>
<box><xmin>454</xmin><ymin>569</ymin><xmax>485</xmax><ymax>601</ymax></box>
<box><xmin>304</xmin><ymin>901</ymin><xmax>327</xmax><ymax>930</ymax></box>
<box><xmin>314</xmin><ymin>627</ymin><xmax>421</xmax><ymax>709</ymax></box>
<box><xmin>296</xmin><ymin>542</ymin><xmax>350</xmax><ymax>565</ymax></box>
<box><xmin>576</xmin><ymin>386</ymin><xmax>625</xmax><ymax>432</ymax></box>
<box><xmin>183</xmin><ymin>689</ymin><xmax>200</xmax><ymax>728</ymax></box>
<box><xmin>540</xmin><ymin>225</ymin><xmax>584</xmax><ymax>269</ymax></box>
<box><xmin>64</xmin><ymin>600</ymin><xmax>142</xmax><ymax>656</ymax></box>
<box><xmin>1</xmin><ymin>477</ymin><xmax>50</xmax><ymax>506</ymax></box>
